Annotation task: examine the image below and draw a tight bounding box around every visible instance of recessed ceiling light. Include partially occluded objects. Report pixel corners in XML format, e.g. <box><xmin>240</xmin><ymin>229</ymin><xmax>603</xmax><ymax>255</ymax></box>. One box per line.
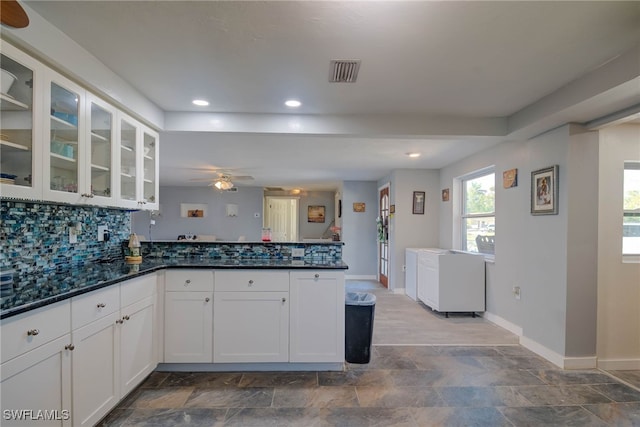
<box><xmin>407</xmin><ymin>152</ymin><xmax>421</xmax><ymax>158</ymax></box>
<box><xmin>285</xmin><ymin>99</ymin><xmax>301</xmax><ymax>108</ymax></box>
<box><xmin>192</xmin><ymin>99</ymin><xmax>209</xmax><ymax>106</ymax></box>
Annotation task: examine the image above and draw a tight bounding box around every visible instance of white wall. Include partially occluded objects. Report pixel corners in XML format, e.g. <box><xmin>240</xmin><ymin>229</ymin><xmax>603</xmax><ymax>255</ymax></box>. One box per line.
<box><xmin>298</xmin><ymin>192</ymin><xmax>336</xmax><ymax>239</ymax></box>
<box><xmin>597</xmin><ymin>123</ymin><xmax>640</xmax><ymax>369</ymax></box>
<box><xmin>132</xmin><ymin>186</ymin><xmax>264</xmax><ymax>241</ymax></box>
<box><xmin>341</xmin><ymin>181</ymin><xmax>378</xmax><ymax>278</ymax></box>
<box><xmin>439</xmin><ymin>125</ymin><xmax>601</xmax><ymax>367</ymax></box>
<box><xmin>388</xmin><ymin>169</ymin><xmax>440</xmax><ymax>292</ymax></box>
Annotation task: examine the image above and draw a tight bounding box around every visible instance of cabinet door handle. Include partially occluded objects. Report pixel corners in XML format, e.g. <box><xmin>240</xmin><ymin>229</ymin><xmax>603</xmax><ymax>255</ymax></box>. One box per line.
<box><xmin>123</xmin><ymin>315</ymin><xmax>130</xmax><ymax>321</ymax></box>
<box><xmin>97</xmin><ymin>303</ymin><xmax>106</xmax><ymax>308</ymax></box>
<box><xmin>282</xmin><ymin>297</ymin><xmax>286</xmax><ymax>303</ymax></box>
<box><xmin>248</xmin><ymin>280</ymin><xmax>254</xmax><ymax>286</ymax></box>
<box><xmin>205</xmin><ymin>297</ymin><xmax>210</xmax><ymax>302</ymax></box>
<box><xmin>116</xmin><ymin>319</ymin><xmax>123</xmax><ymax>324</ymax></box>
<box><xmin>314</xmin><ymin>273</ymin><xmax>320</xmax><ymax>279</ymax></box>
<box><xmin>27</xmin><ymin>329</ymin><xmax>40</xmax><ymax>336</ymax></box>
<box><xmin>184</xmin><ymin>280</ymin><xmax>191</xmax><ymax>286</ymax></box>
<box><xmin>65</xmin><ymin>344</ymin><xmax>75</xmax><ymax>351</ymax></box>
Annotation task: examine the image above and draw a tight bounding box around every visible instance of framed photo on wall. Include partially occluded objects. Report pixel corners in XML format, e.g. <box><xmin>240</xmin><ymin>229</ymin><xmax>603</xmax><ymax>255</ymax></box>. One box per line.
<box><xmin>413</xmin><ymin>191</ymin><xmax>425</xmax><ymax>214</ymax></box>
<box><xmin>307</xmin><ymin>205</ymin><xmax>326</xmax><ymax>223</ymax></box>
<box><xmin>531</xmin><ymin>165</ymin><xmax>558</xmax><ymax>215</ymax></box>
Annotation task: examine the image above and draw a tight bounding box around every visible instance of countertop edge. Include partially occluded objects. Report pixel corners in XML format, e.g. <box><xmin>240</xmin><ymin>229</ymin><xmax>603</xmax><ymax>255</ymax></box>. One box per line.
<box><xmin>1</xmin><ymin>262</ymin><xmax>348</xmax><ymax>320</ymax></box>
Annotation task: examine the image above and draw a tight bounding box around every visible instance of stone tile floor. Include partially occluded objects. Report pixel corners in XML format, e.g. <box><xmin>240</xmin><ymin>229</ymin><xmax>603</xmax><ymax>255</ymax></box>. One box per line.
<box><xmin>99</xmin><ymin>281</ymin><xmax>640</xmax><ymax>426</ymax></box>
<box><xmin>99</xmin><ymin>345</ymin><xmax>640</xmax><ymax>426</ymax></box>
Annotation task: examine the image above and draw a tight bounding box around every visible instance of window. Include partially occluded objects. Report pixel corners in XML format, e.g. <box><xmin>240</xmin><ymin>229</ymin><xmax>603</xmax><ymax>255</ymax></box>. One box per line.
<box><xmin>462</xmin><ymin>170</ymin><xmax>495</xmax><ymax>255</ymax></box>
<box><xmin>623</xmin><ymin>162</ymin><xmax>640</xmax><ymax>255</ymax></box>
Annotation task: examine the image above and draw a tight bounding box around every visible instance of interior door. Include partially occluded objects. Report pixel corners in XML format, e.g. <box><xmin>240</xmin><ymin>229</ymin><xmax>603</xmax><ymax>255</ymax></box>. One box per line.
<box><xmin>265</xmin><ymin>197</ymin><xmax>298</xmax><ymax>242</ymax></box>
<box><xmin>379</xmin><ymin>186</ymin><xmax>390</xmax><ymax>287</ymax></box>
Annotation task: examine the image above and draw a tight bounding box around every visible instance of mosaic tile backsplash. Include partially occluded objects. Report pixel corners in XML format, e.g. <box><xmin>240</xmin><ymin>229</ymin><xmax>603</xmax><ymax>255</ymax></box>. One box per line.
<box><xmin>1</xmin><ymin>201</ymin><xmax>131</xmax><ymax>278</ymax></box>
<box><xmin>141</xmin><ymin>241</ymin><xmax>343</xmax><ymax>261</ymax></box>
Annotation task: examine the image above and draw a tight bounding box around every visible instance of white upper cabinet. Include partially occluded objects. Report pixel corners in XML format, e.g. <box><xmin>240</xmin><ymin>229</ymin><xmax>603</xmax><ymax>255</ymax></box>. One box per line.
<box><xmin>116</xmin><ymin>112</ymin><xmax>159</xmax><ymax>210</ymax></box>
<box><xmin>86</xmin><ymin>94</ymin><xmax>116</xmax><ymax>206</ymax></box>
<box><xmin>43</xmin><ymin>70</ymin><xmax>85</xmax><ymax>204</ymax></box>
<box><xmin>0</xmin><ymin>42</ymin><xmax>159</xmax><ymax>210</ymax></box>
<box><xmin>0</xmin><ymin>43</ymin><xmax>43</xmax><ymax>200</ymax></box>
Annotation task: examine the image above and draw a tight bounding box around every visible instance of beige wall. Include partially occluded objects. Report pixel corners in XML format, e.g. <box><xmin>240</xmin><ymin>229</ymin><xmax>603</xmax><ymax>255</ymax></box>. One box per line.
<box><xmin>597</xmin><ymin>123</ymin><xmax>640</xmax><ymax>369</ymax></box>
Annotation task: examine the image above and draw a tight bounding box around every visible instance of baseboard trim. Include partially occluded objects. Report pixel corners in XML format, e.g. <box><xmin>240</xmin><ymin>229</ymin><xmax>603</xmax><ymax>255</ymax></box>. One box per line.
<box><xmin>345</xmin><ymin>275</ymin><xmax>377</xmax><ymax>281</ymax></box>
<box><xmin>482</xmin><ymin>312</ymin><xmax>523</xmax><ymax>336</ymax></box>
<box><xmin>519</xmin><ymin>336</ymin><xmax>597</xmax><ymax>369</ymax></box>
<box><xmin>597</xmin><ymin>358</ymin><xmax>640</xmax><ymax>370</ymax></box>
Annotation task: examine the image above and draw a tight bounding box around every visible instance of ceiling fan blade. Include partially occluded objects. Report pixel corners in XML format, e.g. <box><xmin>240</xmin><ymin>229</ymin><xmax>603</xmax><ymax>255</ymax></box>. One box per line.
<box><xmin>1</xmin><ymin>0</ymin><xmax>29</xmax><ymax>28</ymax></box>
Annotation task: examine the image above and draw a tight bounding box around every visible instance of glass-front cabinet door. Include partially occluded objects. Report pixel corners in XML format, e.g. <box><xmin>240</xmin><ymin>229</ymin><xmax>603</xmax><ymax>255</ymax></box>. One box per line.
<box><xmin>87</xmin><ymin>95</ymin><xmax>115</xmax><ymax>205</ymax></box>
<box><xmin>142</xmin><ymin>128</ymin><xmax>159</xmax><ymax>210</ymax></box>
<box><xmin>118</xmin><ymin>114</ymin><xmax>139</xmax><ymax>208</ymax></box>
<box><xmin>44</xmin><ymin>71</ymin><xmax>84</xmax><ymax>203</ymax></box>
<box><xmin>0</xmin><ymin>43</ymin><xmax>42</xmax><ymax>200</ymax></box>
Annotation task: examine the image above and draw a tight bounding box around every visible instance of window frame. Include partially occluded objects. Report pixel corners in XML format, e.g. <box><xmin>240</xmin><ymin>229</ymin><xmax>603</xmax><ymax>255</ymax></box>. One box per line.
<box><xmin>460</xmin><ymin>168</ymin><xmax>496</xmax><ymax>256</ymax></box>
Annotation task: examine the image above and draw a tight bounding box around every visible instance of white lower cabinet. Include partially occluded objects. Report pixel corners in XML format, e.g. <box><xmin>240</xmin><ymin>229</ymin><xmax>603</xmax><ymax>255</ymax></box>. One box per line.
<box><xmin>164</xmin><ymin>291</ymin><xmax>213</xmax><ymax>362</ymax></box>
<box><xmin>0</xmin><ymin>300</ymin><xmax>72</xmax><ymax>426</ymax></box>
<box><xmin>119</xmin><ymin>295</ymin><xmax>156</xmax><ymax>396</ymax></box>
<box><xmin>213</xmin><ymin>291</ymin><xmax>289</xmax><ymax>363</ymax></box>
<box><xmin>0</xmin><ymin>335</ymin><xmax>72</xmax><ymax>426</ymax></box>
<box><xmin>289</xmin><ymin>271</ymin><xmax>345</xmax><ymax>363</ymax></box>
<box><xmin>70</xmin><ymin>312</ymin><xmax>120</xmax><ymax>427</ymax></box>
<box><xmin>68</xmin><ymin>275</ymin><xmax>157</xmax><ymax>426</ymax></box>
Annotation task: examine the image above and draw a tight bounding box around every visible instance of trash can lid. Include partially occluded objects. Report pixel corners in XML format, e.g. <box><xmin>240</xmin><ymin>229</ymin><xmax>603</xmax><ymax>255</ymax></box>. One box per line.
<box><xmin>345</xmin><ymin>292</ymin><xmax>376</xmax><ymax>306</ymax></box>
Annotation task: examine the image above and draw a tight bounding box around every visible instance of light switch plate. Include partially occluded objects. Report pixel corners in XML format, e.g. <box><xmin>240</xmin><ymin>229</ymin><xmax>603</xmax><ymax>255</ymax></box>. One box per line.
<box><xmin>292</xmin><ymin>248</ymin><xmax>305</xmax><ymax>258</ymax></box>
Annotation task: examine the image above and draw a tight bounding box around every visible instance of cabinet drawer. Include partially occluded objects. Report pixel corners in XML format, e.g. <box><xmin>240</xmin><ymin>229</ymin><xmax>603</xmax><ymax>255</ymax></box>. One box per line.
<box><xmin>1</xmin><ymin>300</ymin><xmax>71</xmax><ymax>363</ymax></box>
<box><xmin>71</xmin><ymin>285</ymin><xmax>120</xmax><ymax>330</ymax></box>
<box><xmin>165</xmin><ymin>269</ymin><xmax>214</xmax><ymax>292</ymax></box>
<box><xmin>121</xmin><ymin>274</ymin><xmax>157</xmax><ymax>307</ymax></box>
<box><xmin>215</xmin><ymin>271</ymin><xmax>289</xmax><ymax>292</ymax></box>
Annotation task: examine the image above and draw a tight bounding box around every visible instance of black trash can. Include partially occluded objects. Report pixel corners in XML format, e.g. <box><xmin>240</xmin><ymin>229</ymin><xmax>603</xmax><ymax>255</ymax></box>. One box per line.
<box><xmin>345</xmin><ymin>292</ymin><xmax>376</xmax><ymax>364</ymax></box>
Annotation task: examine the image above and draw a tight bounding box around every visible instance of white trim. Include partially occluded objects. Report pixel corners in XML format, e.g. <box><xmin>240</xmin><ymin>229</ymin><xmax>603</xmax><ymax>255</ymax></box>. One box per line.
<box><xmin>520</xmin><ymin>336</ymin><xmax>565</xmax><ymax>368</ymax></box>
<box><xmin>482</xmin><ymin>312</ymin><xmax>523</xmax><ymax>336</ymax></box>
<box><xmin>597</xmin><ymin>358</ymin><xmax>640</xmax><ymax>370</ymax></box>
<box><xmin>564</xmin><ymin>356</ymin><xmax>598</xmax><ymax>370</ymax></box>
<box><xmin>519</xmin><ymin>336</ymin><xmax>597</xmax><ymax>369</ymax></box>
<box><xmin>345</xmin><ymin>275</ymin><xmax>377</xmax><ymax>281</ymax></box>
<box><xmin>158</xmin><ymin>362</ymin><xmax>343</xmax><ymax>372</ymax></box>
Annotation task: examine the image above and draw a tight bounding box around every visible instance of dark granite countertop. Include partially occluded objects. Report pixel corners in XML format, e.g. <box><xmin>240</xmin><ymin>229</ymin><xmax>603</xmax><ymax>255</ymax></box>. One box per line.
<box><xmin>0</xmin><ymin>258</ymin><xmax>348</xmax><ymax>319</ymax></box>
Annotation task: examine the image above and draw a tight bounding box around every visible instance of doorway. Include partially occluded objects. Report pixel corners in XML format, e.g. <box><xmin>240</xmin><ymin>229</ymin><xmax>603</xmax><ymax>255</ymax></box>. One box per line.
<box><xmin>264</xmin><ymin>196</ymin><xmax>299</xmax><ymax>242</ymax></box>
<box><xmin>379</xmin><ymin>186</ymin><xmax>390</xmax><ymax>288</ymax></box>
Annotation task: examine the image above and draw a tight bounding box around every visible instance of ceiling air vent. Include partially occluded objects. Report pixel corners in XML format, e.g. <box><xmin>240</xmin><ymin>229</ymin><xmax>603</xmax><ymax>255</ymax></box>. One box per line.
<box><xmin>329</xmin><ymin>60</ymin><xmax>361</xmax><ymax>83</ymax></box>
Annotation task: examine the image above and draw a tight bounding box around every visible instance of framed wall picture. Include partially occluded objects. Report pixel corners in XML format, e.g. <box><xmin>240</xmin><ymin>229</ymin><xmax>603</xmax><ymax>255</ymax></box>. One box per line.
<box><xmin>307</xmin><ymin>205</ymin><xmax>326</xmax><ymax>223</ymax></box>
<box><xmin>503</xmin><ymin>168</ymin><xmax>518</xmax><ymax>188</ymax></box>
<box><xmin>413</xmin><ymin>191</ymin><xmax>425</xmax><ymax>214</ymax></box>
<box><xmin>353</xmin><ymin>202</ymin><xmax>366</xmax><ymax>213</ymax></box>
<box><xmin>531</xmin><ymin>165</ymin><xmax>559</xmax><ymax>215</ymax></box>
<box><xmin>442</xmin><ymin>188</ymin><xmax>450</xmax><ymax>202</ymax></box>
<box><xmin>390</xmin><ymin>204</ymin><xmax>395</xmax><ymax>214</ymax></box>
<box><xmin>180</xmin><ymin>203</ymin><xmax>207</xmax><ymax>218</ymax></box>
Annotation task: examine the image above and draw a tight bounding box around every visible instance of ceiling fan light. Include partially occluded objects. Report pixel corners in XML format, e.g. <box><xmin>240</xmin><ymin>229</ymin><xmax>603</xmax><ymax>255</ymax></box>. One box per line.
<box><xmin>214</xmin><ymin>180</ymin><xmax>234</xmax><ymax>190</ymax></box>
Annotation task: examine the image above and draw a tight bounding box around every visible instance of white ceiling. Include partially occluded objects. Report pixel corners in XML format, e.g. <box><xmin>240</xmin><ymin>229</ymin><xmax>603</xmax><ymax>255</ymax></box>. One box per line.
<box><xmin>20</xmin><ymin>1</ymin><xmax>640</xmax><ymax>190</ymax></box>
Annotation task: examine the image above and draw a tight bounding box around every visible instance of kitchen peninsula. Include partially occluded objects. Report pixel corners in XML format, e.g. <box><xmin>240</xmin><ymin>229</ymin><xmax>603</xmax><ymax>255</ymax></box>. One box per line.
<box><xmin>1</xmin><ymin>240</ymin><xmax>347</xmax><ymax>427</ymax></box>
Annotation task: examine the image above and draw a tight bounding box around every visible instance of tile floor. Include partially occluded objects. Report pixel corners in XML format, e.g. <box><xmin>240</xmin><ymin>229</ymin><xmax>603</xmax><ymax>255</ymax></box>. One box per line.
<box><xmin>99</xmin><ymin>281</ymin><xmax>640</xmax><ymax>426</ymax></box>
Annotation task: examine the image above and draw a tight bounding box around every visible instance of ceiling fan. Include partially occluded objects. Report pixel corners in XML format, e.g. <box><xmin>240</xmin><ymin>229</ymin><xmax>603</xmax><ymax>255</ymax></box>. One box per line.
<box><xmin>188</xmin><ymin>168</ymin><xmax>254</xmax><ymax>190</ymax></box>
<box><xmin>1</xmin><ymin>0</ymin><xmax>29</xmax><ymax>28</ymax></box>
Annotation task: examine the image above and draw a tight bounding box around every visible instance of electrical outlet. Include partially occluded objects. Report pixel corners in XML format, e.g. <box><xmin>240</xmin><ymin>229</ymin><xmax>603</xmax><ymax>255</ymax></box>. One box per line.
<box><xmin>292</xmin><ymin>248</ymin><xmax>305</xmax><ymax>258</ymax></box>
<box><xmin>513</xmin><ymin>286</ymin><xmax>521</xmax><ymax>300</ymax></box>
<box><xmin>98</xmin><ymin>225</ymin><xmax>108</xmax><ymax>242</ymax></box>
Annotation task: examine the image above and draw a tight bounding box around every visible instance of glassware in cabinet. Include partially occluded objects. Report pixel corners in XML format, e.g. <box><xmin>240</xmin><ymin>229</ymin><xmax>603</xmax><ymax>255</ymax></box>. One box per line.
<box><xmin>48</xmin><ymin>81</ymin><xmax>80</xmax><ymax>195</ymax></box>
<box><xmin>119</xmin><ymin>117</ymin><xmax>137</xmax><ymax>202</ymax></box>
<box><xmin>142</xmin><ymin>130</ymin><xmax>158</xmax><ymax>207</ymax></box>
<box><xmin>0</xmin><ymin>48</ymin><xmax>39</xmax><ymax>199</ymax></box>
<box><xmin>89</xmin><ymin>99</ymin><xmax>114</xmax><ymax>200</ymax></box>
